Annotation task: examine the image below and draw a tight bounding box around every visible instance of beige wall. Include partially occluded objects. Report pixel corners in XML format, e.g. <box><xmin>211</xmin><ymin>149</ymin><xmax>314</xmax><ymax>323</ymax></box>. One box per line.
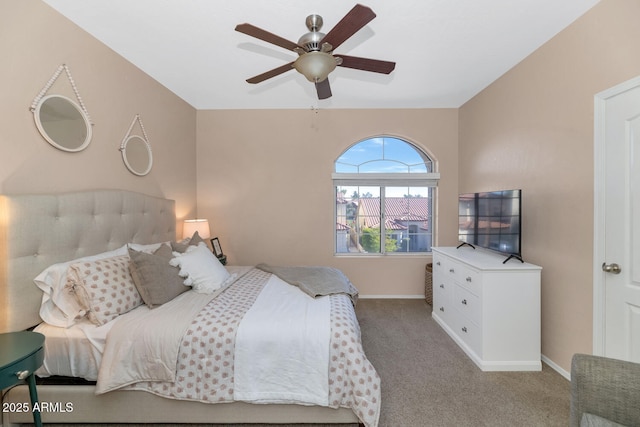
<box><xmin>0</xmin><ymin>0</ymin><xmax>197</xmax><ymax>224</ymax></box>
<box><xmin>458</xmin><ymin>0</ymin><xmax>640</xmax><ymax>372</ymax></box>
<box><xmin>196</xmin><ymin>109</ymin><xmax>459</xmax><ymax>296</ymax></box>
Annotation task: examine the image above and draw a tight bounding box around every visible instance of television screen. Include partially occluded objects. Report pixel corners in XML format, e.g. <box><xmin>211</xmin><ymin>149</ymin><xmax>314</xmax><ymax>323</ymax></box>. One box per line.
<box><xmin>458</xmin><ymin>189</ymin><xmax>521</xmax><ymax>259</ymax></box>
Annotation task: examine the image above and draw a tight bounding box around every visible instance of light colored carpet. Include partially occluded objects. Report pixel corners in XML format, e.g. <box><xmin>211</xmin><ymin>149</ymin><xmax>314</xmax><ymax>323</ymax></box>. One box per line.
<box><xmin>356</xmin><ymin>299</ymin><xmax>570</xmax><ymax>426</ymax></box>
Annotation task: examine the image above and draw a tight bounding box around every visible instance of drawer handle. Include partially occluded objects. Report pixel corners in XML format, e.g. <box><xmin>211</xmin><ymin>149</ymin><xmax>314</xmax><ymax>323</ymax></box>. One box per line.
<box><xmin>461</xmin><ymin>326</ymin><xmax>468</xmax><ymax>333</ymax></box>
<box><xmin>436</xmin><ymin>261</ymin><xmax>441</xmax><ymax>266</ymax></box>
<box><xmin>449</xmin><ymin>268</ymin><xmax>455</xmax><ymax>273</ymax></box>
<box><xmin>439</xmin><ymin>307</ymin><xmax>445</xmax><ymax>312</ymax></box>
<box><xmin>15</xmin><ymin>370</ymin><xmax>30</xmax><ymax>380</ymax></box>
<box><xmin>461</xmin><ymin>299</ymin><xmax>467</xmax><ymax>305</ymax></box>
<box><xmin>466</xmin><ymin>276</ymin><xmax>472</xmax><ymax>282</ymax></box>
<box><xmin>439</xmin><ymin>284</ymin><xmax>444</xmax><ymax>289</ymax></box>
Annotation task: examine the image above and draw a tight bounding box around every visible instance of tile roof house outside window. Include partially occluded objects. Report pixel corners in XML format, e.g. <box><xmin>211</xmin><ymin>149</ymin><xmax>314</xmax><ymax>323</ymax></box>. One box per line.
<box><xmin>359</xmin><ymin>197</ymin><xmax>431</xmax><ymax>252</ymax></box>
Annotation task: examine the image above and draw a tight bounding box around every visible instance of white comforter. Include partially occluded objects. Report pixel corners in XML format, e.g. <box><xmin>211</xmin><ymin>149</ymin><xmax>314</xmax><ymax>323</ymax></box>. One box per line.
<box><xmin>234</xmin><ymin>274</ymin><xmax>331</xmax><ymax>405</ymax></box>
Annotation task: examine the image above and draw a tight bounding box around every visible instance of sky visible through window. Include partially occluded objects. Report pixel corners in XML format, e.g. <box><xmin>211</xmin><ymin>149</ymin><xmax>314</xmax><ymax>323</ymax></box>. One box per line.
<box><xmin>335</xmin><ymin>136</ymin><xmax>431</xmax><ymax>174</ymax></box>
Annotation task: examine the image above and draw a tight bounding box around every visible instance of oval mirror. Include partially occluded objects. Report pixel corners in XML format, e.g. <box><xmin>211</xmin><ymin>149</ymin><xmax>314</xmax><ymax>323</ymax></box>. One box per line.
<box><xmin>121</xmin><ymin>135</ymin><xmax>153</xmax><ymax>176</ymax></box>
<box><xmin>34</xmin><ymin>94</ymin><xmax>92</xmax><ymax>152</ymax></box>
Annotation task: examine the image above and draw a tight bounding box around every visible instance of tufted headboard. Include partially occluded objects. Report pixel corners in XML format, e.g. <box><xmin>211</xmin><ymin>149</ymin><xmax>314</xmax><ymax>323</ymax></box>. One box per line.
<box><xmin>0</xmin><ymin>189</ymin><xmax>176</xmax><ymax>332</ymax></box>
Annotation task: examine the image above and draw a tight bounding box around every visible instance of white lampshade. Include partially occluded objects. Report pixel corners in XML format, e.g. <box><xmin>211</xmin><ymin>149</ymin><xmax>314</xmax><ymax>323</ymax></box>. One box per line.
<box><xmin>293</xmin><ymin>51</ymin><xmax>337</xmax><ymax>83</ymax></box>
<box><xmin>183</xmin><ymin>219</ymin><xmax>210</xmax><ymax>240</ymax></box>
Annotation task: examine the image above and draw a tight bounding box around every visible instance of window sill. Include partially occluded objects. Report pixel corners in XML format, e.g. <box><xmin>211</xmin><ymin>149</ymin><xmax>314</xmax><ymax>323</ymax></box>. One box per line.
<box><xmin>334</xmin><ymin>253</ymin><xmax>432</xmax><ymax>258</ymax></box>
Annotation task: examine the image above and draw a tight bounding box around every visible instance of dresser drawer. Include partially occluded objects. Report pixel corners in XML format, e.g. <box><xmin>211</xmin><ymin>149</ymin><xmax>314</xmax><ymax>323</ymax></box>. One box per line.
<box><xmin>434</xmin><ymin>279</ymin><xmax>452</xmax><ymax>299</ymax></box>
<box><xmin>454</xmin><ymin>285</ymin><xmax>481</xmax><ymax>325</ymax></box>
<box><xmin>432</xmin><ymin>254</ymin><xmax>451</xmax><ymax>277</ymax></box>
<box><xmin>441</xmin><ymin>259</ymin><xmax>460</xmax><ymax>282</ymax></box>
<box><xmin>456</xmin><ymin>266</ymin><xmax>481</xmax><ymax>295</ymax></box>
<box><xmin>451</xmin><ymin>312</ymin><xmax>481</xmax><ymax>355</ymax></box>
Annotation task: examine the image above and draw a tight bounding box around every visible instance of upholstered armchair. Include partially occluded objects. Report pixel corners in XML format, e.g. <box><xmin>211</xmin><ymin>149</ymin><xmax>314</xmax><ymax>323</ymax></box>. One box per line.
<box><xmin>570</xmin><ymin>353</ymin><xmax>640</xmax><ymax>426</ymax></box>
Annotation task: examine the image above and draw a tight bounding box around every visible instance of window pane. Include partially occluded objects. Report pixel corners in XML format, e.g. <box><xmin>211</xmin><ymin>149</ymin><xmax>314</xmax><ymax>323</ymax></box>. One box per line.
<box><xmin>360</xmin><ymin>160</ymin><xmax>409</xmax><ymax>173</ymax></box>
<box><xmin>359</xmin><ymin>227</ymin><xmax>382</xmax><ymax>254</ymax></box>
<box><xmin>335</xmin><ymin>163</ymin><xmax>358</xmax><ymax>173</ymax></box>
<box><xmin>385</xmin><ymin>187</ymin><xmax>432</xmax><ymax>253</ymax></box>
<box><xmin>336</xmin><ymin>138</ymin><xmax>383</xmax><ymax>169</ymax></box>
<box><xmin>384</xmin><ymin>138</ymin><xmax>427</xmax><ymax>168</ymax></box>
<box><xmin>336</xmin><ymin>186</ymin><xmax>381</xmax><ymax>253</ymax></box>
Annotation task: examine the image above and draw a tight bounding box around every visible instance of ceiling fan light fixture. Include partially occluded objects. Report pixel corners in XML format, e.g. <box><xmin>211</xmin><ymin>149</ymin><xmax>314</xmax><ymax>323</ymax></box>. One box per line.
<box><xmin>294</xmin><ymin>51</ymin><xmax>337</xmax><ymax>83</ymax></box>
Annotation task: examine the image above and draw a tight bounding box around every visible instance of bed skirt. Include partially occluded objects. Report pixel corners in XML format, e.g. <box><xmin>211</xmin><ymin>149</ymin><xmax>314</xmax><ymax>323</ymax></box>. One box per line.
<box><xmin>1</xmin><ymin>384</ymin><xmax>361</xmax><ymax>426</ymax></box>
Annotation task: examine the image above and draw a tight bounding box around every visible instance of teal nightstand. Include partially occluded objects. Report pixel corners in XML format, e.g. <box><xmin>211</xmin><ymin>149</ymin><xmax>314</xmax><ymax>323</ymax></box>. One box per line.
<box><xmin>0</xmin><ymin>331</ymin><xmax>45</xmax><ymax>427</ymax></box>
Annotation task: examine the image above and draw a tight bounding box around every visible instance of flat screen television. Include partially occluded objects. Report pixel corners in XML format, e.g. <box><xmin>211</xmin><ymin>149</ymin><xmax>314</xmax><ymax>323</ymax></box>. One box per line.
<box><xmin>458</xmin><ymin>189</ymin><xmax>523</xmax><ymax>263</ymax></box>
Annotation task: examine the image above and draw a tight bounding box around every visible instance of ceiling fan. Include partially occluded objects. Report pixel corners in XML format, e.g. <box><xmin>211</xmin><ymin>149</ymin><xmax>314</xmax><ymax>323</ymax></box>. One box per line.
<box><xmin>235</xmin><ymin>4</ymin><xmax>396</xmax><ymax>100</ymax></box>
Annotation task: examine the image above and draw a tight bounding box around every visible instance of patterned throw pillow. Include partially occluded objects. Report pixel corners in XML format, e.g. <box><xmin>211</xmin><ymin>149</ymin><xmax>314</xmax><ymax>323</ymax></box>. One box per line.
<box><xmin>35</xmin><ymin>245</ymin><xmax>129</xmax><ymax>327</ymax></box>
<box><xmin>68</xmin><ymin>255</ymin><xmax>143</xmax><ymax>325</ymax></box>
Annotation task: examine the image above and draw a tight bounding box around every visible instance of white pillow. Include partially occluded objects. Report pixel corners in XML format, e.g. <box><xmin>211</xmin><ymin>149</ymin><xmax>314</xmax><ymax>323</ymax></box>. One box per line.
<box><xmin>34</xmin><ymin>245</ymin><xmax>128</xmax><ymax>327</ymax></box>
<box><xmin>169</xmin><ymin>243</ymin><xmax>231</xmax><ymax>293</ymax></box>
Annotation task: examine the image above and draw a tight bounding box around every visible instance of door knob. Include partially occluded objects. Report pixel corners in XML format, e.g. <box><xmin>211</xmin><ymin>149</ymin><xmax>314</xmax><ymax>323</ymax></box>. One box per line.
<box><xmin>602</xmin><ymin>262</ymin><xmax>621</xmax><ymax>274</ymax></box>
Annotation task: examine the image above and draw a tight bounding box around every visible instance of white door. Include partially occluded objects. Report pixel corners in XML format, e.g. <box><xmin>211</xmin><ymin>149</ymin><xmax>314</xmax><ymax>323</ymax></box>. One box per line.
<box><xmin>594</xmin><ymin>76</ymin><xmax>640</xmax><ymax>362</ymax></box>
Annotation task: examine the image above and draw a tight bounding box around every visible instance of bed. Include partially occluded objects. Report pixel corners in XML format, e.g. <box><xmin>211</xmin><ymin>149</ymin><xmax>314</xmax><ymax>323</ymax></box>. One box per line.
<box><xmin>0</xmin><ymin>189</ymin><xmax>379</xmax><ymax>427</ymax></box>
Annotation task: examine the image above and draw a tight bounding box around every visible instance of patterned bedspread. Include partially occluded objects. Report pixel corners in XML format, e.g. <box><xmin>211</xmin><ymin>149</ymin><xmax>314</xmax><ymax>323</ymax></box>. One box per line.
<box><xmin>117</xmin><ymin>268</ymin><xmax>381</xmax><ymax>427</ymax></box>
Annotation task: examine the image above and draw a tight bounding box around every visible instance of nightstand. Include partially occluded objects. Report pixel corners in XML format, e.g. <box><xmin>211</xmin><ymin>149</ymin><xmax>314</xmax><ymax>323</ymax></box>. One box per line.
<box><xmin>0</xmin><ymin>331</ymin><xmax>45</xmax><ymax>427</ymax></box>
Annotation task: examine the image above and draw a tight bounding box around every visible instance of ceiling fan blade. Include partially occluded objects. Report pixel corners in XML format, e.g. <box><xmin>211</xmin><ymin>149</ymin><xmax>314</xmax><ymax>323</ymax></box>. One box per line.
<box><xmin>246</xmin><ymin>62</ymin><xmax>295</xmax><ymax>84</ymax></box>
<box><xmin>235</xmin><ymin>23</ymin><xmax>300</xmax><ymax>52</ymax></box>
<box><xmin>320</xmin><ymin>4</ymin><xmax>376</xmax><ymax>51</ymax></box>
<box><xmin>315</xmin><ymin>79</ymin><xmax>332</xmax><ymax>100</ymax></box>
<box><xmin>336</xmin><ymin>55</ymin><xmax>395</xmax><ymax>74</ymax></box>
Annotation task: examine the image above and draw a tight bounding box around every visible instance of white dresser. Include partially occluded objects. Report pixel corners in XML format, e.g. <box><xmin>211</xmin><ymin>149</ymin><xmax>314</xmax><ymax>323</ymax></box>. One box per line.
<box><xmin>432</xmin><ymin>246</ymin><xmax>542</xmax><ymax>371</ymax></box>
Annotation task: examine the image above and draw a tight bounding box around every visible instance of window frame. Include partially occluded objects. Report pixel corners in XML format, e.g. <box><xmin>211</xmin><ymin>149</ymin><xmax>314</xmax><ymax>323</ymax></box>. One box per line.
<box><xmin>333</xmin><ymin>137</ymin><xmax>440</xmax><ymax>256</ymax></box>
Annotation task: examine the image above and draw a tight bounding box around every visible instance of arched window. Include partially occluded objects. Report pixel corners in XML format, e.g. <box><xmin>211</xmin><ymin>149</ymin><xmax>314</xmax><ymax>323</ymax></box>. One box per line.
<box><xmin>334</xmin><ymin>136</ymin><xmax>439</xmax><ymax>255</ymax></box>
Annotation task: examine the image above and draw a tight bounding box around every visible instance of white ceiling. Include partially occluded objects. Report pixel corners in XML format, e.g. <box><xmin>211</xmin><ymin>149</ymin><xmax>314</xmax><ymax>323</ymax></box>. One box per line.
<box><xmin>42</xmin><ymin>0</ymin><xmax>600</xmax><ymax>110</ymax></box>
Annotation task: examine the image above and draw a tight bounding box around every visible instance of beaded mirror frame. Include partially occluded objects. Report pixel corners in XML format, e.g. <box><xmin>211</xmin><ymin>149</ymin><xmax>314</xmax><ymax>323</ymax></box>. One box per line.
<box><xmin>30</xmin><ymin>64</ymin><xmax>93</xmax><ymax>152</ymax></box>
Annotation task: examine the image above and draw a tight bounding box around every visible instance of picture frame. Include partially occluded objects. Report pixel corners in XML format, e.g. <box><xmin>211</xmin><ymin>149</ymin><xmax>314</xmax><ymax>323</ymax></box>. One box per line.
<box><xmin>210</xmin><ymin>237</ymin><xmax>224</xmax><ymax>258</ymax></box>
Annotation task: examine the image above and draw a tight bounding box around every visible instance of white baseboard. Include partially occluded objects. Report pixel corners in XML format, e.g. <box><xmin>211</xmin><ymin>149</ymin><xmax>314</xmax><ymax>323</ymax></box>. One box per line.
<box><xmin>359</xmin><ymin>295</ymin><xmax>426</xmax><ymax>299</ymax></box>
<box><xmin>541</xmin><ymin>354</ymin><xmax>571</xmax><ymax>380</ymax></box>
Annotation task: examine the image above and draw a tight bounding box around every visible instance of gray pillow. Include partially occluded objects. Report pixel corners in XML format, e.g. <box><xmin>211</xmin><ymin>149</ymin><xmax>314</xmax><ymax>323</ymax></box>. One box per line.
<box><xmin>171</xmin><ymin>231</ymin><xmax>206</xmax><ymax>253</ymax></box>
<box><xmin>128</xmin><ymin>244</ymin><xmax>188</xmax><ymax>308</ymax></box>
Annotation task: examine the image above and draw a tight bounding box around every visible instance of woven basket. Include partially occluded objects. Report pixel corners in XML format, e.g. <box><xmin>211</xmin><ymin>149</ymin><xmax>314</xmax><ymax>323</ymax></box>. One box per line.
<box><xmin>425</xmin><ymin>263</ymin><xmax>433</xmax><ymax>306</ymax></box>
